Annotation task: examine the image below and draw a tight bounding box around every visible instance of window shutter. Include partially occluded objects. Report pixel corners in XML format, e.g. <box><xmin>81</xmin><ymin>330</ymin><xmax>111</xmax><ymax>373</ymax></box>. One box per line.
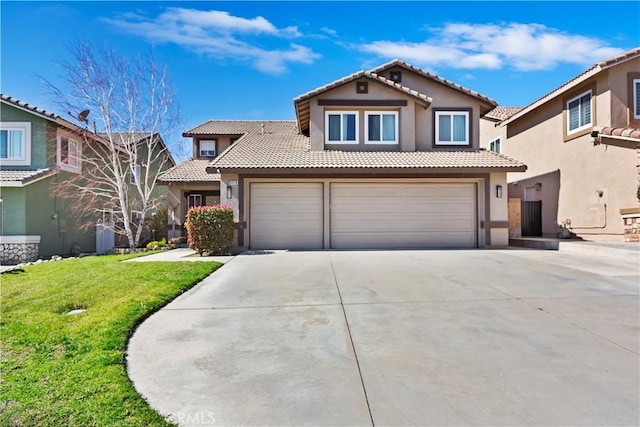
<box><xmin>580</xmin><ymin>93</ymin><xmax>591</xmax><ymax>127</ymax></box>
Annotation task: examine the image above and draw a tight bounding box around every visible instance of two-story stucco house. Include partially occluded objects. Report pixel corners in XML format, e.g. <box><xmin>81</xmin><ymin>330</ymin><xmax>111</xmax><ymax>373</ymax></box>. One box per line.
<box><xmin>1</xmin><ymin>94</ymin><xmax>175</xmax><ymax>263</ymax></box>
<box><xmin>0</xmin><ymin>94</ymin><xmax>97</xmax><ymax>262</ymax></box>
<box><xmin>481</xmin><ymin>48</ymin><xmax>640</xmax><ymax>242</ymax></box>
<box><xmin>185</xmin><ymin>60</ymin><xmax>526</xmax><ymax>250</ymax></box>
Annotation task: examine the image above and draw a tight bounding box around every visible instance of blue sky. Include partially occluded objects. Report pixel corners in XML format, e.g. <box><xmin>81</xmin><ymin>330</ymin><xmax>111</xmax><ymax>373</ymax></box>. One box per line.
<box><xmin>2</xmin><ymin>1</ymin><xmax>639</xmax><ymax>159</ymax></box>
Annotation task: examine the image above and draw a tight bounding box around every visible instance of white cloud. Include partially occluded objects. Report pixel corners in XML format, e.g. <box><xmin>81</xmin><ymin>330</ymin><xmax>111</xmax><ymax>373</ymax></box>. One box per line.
<box><xmin>320</xmin><ymin>27</ymin><xmax>337</xmax><ymax>37</ymax></box>
<box><xmin>361</xmin><ymin>22</ymin><xmax>624</xmax><ymax>71</ymax></box>
<box><xmin>103</xmin><ymin>8</ymin><xmax>318</xmax><ymax>73</ymax></box>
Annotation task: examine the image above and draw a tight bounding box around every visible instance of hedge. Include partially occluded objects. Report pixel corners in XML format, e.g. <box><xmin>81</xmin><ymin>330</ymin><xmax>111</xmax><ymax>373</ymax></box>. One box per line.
<box><xmin>185</xmin><ymin>205</ymin><xmax>235</xmax><ymax>255</ymax></box>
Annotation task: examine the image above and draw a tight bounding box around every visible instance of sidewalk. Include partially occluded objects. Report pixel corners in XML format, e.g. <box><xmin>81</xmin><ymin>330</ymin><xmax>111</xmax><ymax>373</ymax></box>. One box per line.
<box><xmin>124</xmin><ymin>248</ymin><xmax>235</xmax><ymax>264</ymax></box>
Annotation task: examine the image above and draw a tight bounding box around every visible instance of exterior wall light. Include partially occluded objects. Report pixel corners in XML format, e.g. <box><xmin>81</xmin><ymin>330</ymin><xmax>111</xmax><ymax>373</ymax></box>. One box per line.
<box><xmin>535</xmin><ymin>182</ymin><xmax>542</xmax><ymax>191</ymax></box>
<box><xmin>226</xmin><ymin>185</ymin><xmax>233</xmax><ymax>199</ymax></box>
<box><xmin>496</xmin><ymin>185</ymin><xmax>503</xmax><ymax>198</ymax></box>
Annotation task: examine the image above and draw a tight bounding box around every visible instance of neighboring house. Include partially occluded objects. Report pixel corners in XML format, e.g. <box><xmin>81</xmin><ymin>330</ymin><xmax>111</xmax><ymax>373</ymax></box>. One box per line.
<box><xmin>482</xmin><ymin>47</ymin><xmax>640</xmax><ymax>241</ymax></box>
<box><xmin>0</xmin><ymin>94</ymin><xmax>176</xmax><ymax>264</ymax></box>
<box><xmin>184</xmin><ymin>60</ymin><xmax>526</xmax><ymax>250</ymax></box>
<box><xmin>0</xmin><ymin>94</ymin><xmax>96</xmax><ymax>262</ymax></box>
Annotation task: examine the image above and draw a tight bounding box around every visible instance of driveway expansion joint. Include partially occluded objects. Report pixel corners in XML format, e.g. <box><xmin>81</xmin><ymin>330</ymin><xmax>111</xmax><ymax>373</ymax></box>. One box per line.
<box><xmin>329</xmin><ymin>253</ymin><xmax>375</xmax><ymax>427</ymax></box>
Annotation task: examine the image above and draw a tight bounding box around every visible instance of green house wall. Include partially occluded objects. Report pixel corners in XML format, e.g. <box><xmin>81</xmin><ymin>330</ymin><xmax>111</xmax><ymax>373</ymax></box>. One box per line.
<box><xmin>1</xmin><ymin>188</ymin><xmax>26</xmax><ymax>234</ymax></box>
<box><xmin>0</xmin><ymin>103</ymin><xmax>55</xmax><ymax>169</ymax></box>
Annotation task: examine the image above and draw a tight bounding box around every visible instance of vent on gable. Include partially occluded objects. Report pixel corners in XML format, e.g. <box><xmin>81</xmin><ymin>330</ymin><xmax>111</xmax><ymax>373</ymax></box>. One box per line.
<box><xmin>390</xmin><ymin>71</ymin><xmax>402</xmax><ymax>83</ymax></box>
<box><xmin>356</xmin><ymin>81</ymin><xmax>368</xmax><ymax>94</ymax></box>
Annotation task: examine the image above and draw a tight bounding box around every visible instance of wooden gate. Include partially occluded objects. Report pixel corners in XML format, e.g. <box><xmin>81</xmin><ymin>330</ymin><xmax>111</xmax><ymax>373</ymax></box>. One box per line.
<box><xmin>521</xmin><ymin>201</ymin><xmax>542</xmax><ymax>237</ymax></box>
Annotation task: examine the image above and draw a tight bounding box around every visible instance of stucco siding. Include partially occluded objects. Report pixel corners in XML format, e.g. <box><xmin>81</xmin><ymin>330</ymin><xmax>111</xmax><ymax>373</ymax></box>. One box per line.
<box><xmin>24</xmin><ymin>174</ymin><xmax>96</xmax><ymax>257</ymax></box>
<box><xmin>502</xmin><ymin>74</ymin><xmax>638</xmax><ymax>239</ymax></box>
<box><xmin>1</xmin><ymin>188</ymin><xmax>26</xmax><ymax>235</ymax></box>
<box><xmin>0</xmin><ymin>103</ymin><xmax>53</xmax><ymax>169</ymax></box>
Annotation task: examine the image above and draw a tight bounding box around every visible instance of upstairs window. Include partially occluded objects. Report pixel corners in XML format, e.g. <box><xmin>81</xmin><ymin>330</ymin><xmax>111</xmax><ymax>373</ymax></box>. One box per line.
<box><xmin>188</xmin><ymin>194</ymin><xmax>202</xmax><ymax>208</ymax></box>
<box><xmin>130</xmin><ymin>164</ymin><xmax>141</xmax><ymax>185</ymax></box>
<box><xmin>326</xmin><ymin>111</ymin><xmax>358</xmax><ymax>144</ymax></box>
<box><xmin>633</xmin><ymin>78</ymin><xmax>640</xmax><ymax>120</ymax></box>
<box><xmin>199</xmin><ymin>140</ymin><xmax>217</xmax><ymax>158</ymax></box>
<box><xmin>58</xmin><ymin>136</ymin><xmax>81</xmax><ymax>172</ymax></box>
<box><xmin>566</xmin><ymin>90</ymin><xmax>592</xmax><ymax>134</ymax></box>
<box><xmin>489</xmin><ymin>137</ymin><xmax>501</xmax><ymax>154</ymax></box>
<box><xmin>435</xmin><ymin>111</ymin><xmax>469</xmax><ymax>145</ymax></box>
<box><xmin>365</xmin><ymin>112</ymin><xmax>398</xmax><ymax>144</ymax></box>
<box><xmin>0</xmin><ymin>122</ymin><xmax>30</xmax><ymax>165</ymax></box>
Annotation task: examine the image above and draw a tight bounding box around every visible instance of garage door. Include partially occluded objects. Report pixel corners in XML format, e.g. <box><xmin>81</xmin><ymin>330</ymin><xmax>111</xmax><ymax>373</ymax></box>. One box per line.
<box><xmin>331</xmin><ymin>183</ymin><xmax>476</xmax><ymax>249</ymax></box>
<box><xmin>250</xmin><ymin>183</ymin><xmax>323</xmax><ymax>250</ymax></box>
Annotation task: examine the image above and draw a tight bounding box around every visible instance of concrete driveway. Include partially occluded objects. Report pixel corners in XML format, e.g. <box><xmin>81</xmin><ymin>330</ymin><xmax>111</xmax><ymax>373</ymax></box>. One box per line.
<box><xmin>127</xmin><ymin>250</ymin><xmax>639</xmax><ymax>426</ymax></box>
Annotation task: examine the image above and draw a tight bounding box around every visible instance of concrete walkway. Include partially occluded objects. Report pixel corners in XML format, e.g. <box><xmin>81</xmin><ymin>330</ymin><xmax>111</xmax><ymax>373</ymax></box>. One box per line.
<box><xmin>127</xmin><ymin>250</ymin><xmax>639</xmax><ymax>426</ymax></box>
<box><xmin>124</xmin><ymin>248</ymin><xmax>235</xmax><ymax>264</ymax></box>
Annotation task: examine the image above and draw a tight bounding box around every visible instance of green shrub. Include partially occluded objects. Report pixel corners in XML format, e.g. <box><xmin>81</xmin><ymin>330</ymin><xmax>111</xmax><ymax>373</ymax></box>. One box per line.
<box><xmin>185</xmin><ymin>205</ymin><xmax>235</xmax><ymax>255</ymax></box>
<box><xmin>146</xmin><ymin>240</ymin><xmax>159</xmax><ymax>249</ymax></box>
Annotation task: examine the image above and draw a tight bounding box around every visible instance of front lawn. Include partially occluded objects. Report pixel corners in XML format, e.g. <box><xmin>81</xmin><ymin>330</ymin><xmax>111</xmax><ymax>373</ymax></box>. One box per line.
<box><xmin>1</xmin><ymin>254</ymin><xmax>221</xmax><ymax>426</ymax></box>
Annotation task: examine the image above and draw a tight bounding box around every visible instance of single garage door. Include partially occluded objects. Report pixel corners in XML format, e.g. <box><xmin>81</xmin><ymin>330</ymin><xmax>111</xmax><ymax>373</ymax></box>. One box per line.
<box><xmin>250</xmin><ymin>183</ymin><xmax>323</xmax><ymax>250</ymax></box>
<box><xmin>331</xmin><ymin>182</ymin><xmax>476</xmax><ymax>249</ymax></box>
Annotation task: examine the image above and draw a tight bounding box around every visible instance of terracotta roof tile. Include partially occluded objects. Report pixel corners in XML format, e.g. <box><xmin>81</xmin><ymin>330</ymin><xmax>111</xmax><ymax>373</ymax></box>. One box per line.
<box><xmin>0</xmin><ymin>94</ymin><xmax>57</xmax><ymax>121</ymax></box>
<box><xmin>208</xmin><ymin>121</ymin><xmax>526</xmax><ymax>171</ymax></box>
<box><xmin>485</xmin><ymin>106</ymin><xmax>524</xmax><ymax>121</ymax></box>
<box><xmin>599</xmin><ymin>126</ymin><xmax>640</xmax><ymax>140</ymax></box>
<box><xmin>368</xmin><ymin>59</ymin><xmax>498</xmax><ymax>107</ymax></box>
<box><xmin>183</xmin><ymin>120</ymin><xmax>270</xmax><ymax>136</ymax></box>
<box><xmin>157</xmin><ymin>159</ymin><xmax>220</xmax><ymax>183</ymax></box>
<box><xmin>0</xmin><ymin>168</ymin><xmax>57</xmax><ymax>184</ymax></box>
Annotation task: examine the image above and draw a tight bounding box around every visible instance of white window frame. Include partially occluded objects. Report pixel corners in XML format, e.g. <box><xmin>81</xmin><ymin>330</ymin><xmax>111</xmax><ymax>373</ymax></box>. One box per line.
<box><xmin>435</xmin><ymin>111</ymin><xmax>469</xmax><ymax>146</ymax></box>
<box><xmin>57</xmin><ymin>135</ymin><xmax>81</xmax><ymax>172</ymax></box>
<box><xmin>633</xmin><ymin>78</ymin><xmax>640</xmax><ymax>120</ymax></box>
<box><xmin>0</xmin><ymin>122</ymin><xmax>31</xmax><ymax>166</ymax></box>
<box><xmin>199</xmin><ymin>140</ymin><xmax>217</xmax><ymax>158</ymax></box>
<box><xmin>364</xmin><ymin>111</ymin><xmax>399</xmax><ymax>144</ymax></box>
<box><xmin>130</xmin><ymin>164</ymin><xmax>141</xmax><ymax>185</ymax></box>
<box><xmin>566</xmin><ymin>89</ymin><xmax>593</xmax><ymax>134</ymax></box>
<box><xmin>489</xmin><ymin>137</ymin><xmax>501</xmax><ymax>154</ymax></box>
<box><xmin>325</xmin><ymin>111</ymin><xmax>359</xmax><ymax>144</ymax></box>
<box><xmin>188</xmin><ymin>194</ymin><xmax>202</xmax><ymax>208</ymax></box>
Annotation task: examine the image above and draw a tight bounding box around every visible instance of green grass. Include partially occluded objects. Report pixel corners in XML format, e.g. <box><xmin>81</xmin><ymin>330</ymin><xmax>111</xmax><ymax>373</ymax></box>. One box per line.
<box><xmin>1</xmin><ymin>254</ymin><xmax>221</xmax><ymax>426</ymax></box>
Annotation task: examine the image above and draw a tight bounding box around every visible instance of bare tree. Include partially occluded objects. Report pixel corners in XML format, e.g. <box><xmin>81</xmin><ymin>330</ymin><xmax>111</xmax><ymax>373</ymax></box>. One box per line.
<box><xmin>45</xmin><ymin>42</ymin><xmax>181</xmax><ymax>248</ymax></box>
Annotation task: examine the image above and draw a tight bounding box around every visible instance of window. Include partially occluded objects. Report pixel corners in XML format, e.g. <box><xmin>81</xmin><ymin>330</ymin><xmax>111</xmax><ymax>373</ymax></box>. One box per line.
<box><xmin>566</xmin><ymin>89</ymin><xmax>592</xmax><ymax>134</ymax></box>
<box><xmin>57</xmin><ymin>136</ymin><xmax>81</xmax><ymax>171</ymax></box>
<box><xmin>188</xmin><ymin>194</ymin><xmax>202</xmax><ymax>208</ymax></box>
<box><xmin>325</xmin><ymin>111</ymin><xmax>358</xmax><ymax>144</ymax></box>
<box><xmin>199</xmin><ymin>140</ymin><xmax>216</xmax><ymax>157</ymax></box>
<box><xmin>365</xmin><ymin>111</ymin><xmax>398</xmax><ymax>144</ymax></box>
<box><xmin>0</xmin><ymin>122</ymin><xmax>30</xmax><ymax>166</ymax></box>
<box><xmin>130</xmin><ymin>164</ymin><xmax>141</xmax><ymax>185</ymax></box>
<box><xmin>633</xmin><ymin>79</ymin><xmax>640</xmax><ymax>120</ymax></box>
<box><xmin>435</xmin><ymin>111</ymin><xmax>469</xmax><ymax>145</ymax></box>
<box><xmin>489</xmin><ymin>137</ymin><xmax>501</xmax><ymax>154</ymax></box>
<box><xmin>390</xmin><ymin>71</ymin><xmax>402</xmax><ymax>83</ymax></box>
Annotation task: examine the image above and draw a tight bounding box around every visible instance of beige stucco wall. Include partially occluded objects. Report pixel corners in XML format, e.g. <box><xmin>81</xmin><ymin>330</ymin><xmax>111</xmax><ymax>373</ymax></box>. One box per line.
<box><xmin>308</xmin><ymin>82</ymin><xmax>418</xmax><ymax>151</ymax></box>
<box><xmin>308</xmin><ymin>68</ymin><xmax>490</xmax><ymax>152</ymax></box>
<box><xmin>500</xmin><ymin>62</ymin><xmax>640</xmax><ymax>240</ymax></box>
<box><xmin>166</xmin><ymin>182</ymin><xmax>221</xmax><ymax>238</ymax></box>
<box><xmin>479</xmin><ymin>117</ymin><xmax>507</xmax><ymax>151</ymax></box>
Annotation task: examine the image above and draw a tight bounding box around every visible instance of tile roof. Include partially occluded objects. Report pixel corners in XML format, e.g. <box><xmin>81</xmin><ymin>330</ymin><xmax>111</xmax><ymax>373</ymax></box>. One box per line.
<box><xmin>485</xmin><ymin>106</ymin><xmax>524</xmax><ymax>121</ymax></box>
<box><xmin>294</xmin><ymin>70</ymin><xmax>433</xmax><ymax>134</ymax></box>
<box><xmin>368</xmin><ymin>59</ymin><xmax>498</xmax><ymax>107</ymax></box>
<box><xmin>208</xmin><ymin>121</ymin><xmax>526</xmax><ymax>171</ymax></box>
<box><xmin>501</xmin><ymin>47</ymin><xmax>640</xmax><ymax>126</ymax></box>
<box><xmin>598</xmin><ymin>126</ymin><xmax>640</xmax><ymax>141</ymax></box>
<box><xmin>183</xmin><ymin>120</ymin><xmax>268</xmax><ymax>136</ymax></box>
<box><xmin>157</xmin><ymin>159</ymin><xmax>221</xmax><ymax>183</ymax></box>
<box><xmin>1</xmin><ymin>94</ymin><xmax>58</xmax><ymax>121</ymax></box>
<box><xmin>0</xmin><ymin>168</ymin><xmax>57</xmax><ymax>185</ymax></box>
<box><xmin>293</xmin><ymin>70</ymin><xmax>432</xmax><ymax>105</ymax></box>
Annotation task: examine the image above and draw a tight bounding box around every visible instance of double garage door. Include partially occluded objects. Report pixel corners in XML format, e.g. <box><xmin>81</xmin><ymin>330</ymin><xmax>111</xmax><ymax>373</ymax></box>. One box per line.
<box><xmin>250</xmin><ymin>182</ymin><xmax>477</xmax><ymax>250</ymax></box>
